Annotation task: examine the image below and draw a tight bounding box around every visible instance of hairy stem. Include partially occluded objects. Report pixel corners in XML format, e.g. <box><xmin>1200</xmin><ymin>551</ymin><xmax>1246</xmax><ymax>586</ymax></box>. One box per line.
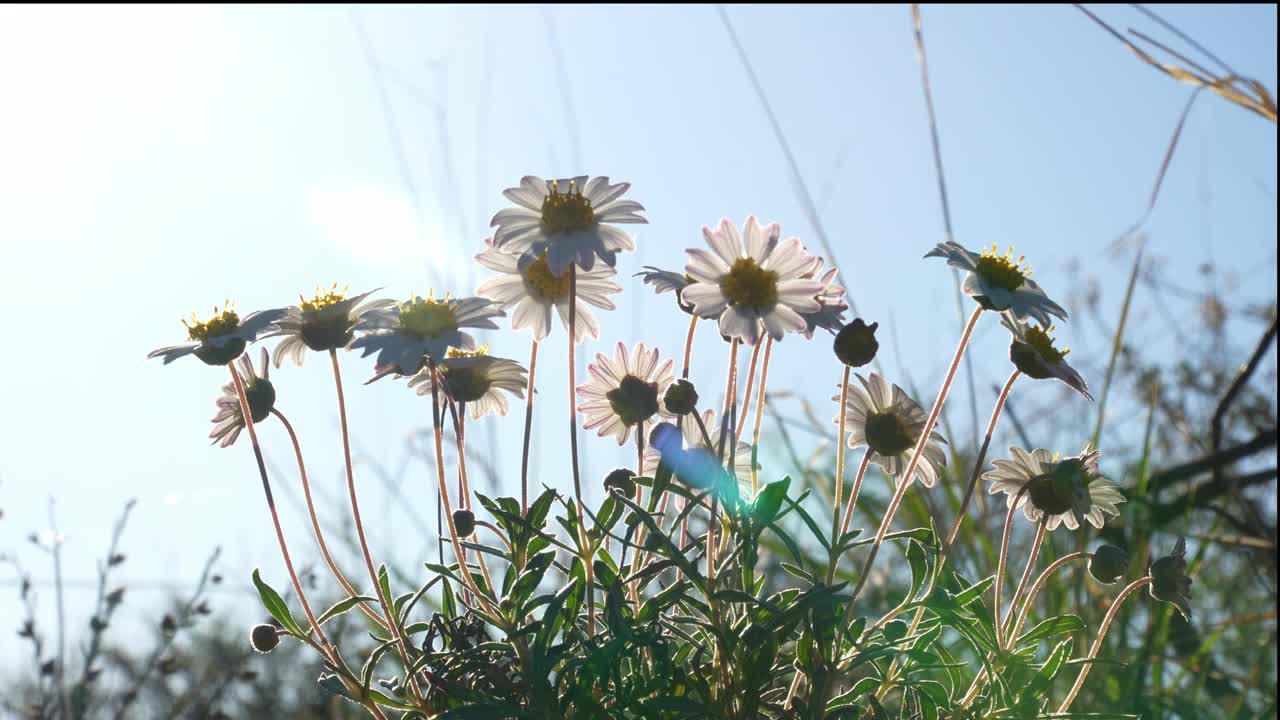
<box><xmin>1057</xmin><ymin>577</ymin><xmax>1155</xmax><ymax>713</ymax></box>
<box><xmin>328</xmin><ymin>351</ymin><xmax>421</xmax><ymax>701</ymax></box>
<box><xmin>843</xmin><ymin>306</ymin><xmax>983</xmax><ymax>614</ymax></box>
<box><xmin>567</xmin><ymin>265</ymin><xmax>596</xmax><ymax>637</ymax></box>
<box><xmin>749</xmin><ymin>337</ymin><xmax>774</xmax><ymax>495</ymax></box>
<box><xmin>520</xmin><ymin>340</ymin><xmax>539</xmax><ymax>514</ymax></box>
<box><xmin>230</xmin><ymin>367</ymin><xmax>335</xmax><ymax>661</ymax></box>
<box><xmin>272</xmin><ymin>408</ymin><xmax>386</xmax><ymax>629</ymax></box>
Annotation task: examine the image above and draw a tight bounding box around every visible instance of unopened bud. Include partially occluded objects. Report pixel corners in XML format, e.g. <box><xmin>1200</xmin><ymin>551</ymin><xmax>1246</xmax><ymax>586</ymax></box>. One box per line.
<box><xmin>453</xmin><ymin>509</ymin><xmax>476</xmax><ymax>537</ymax></box>
<box><xmin>833</xmin><ymin>319</ymin><xmax>879</xmax><ymax>368</ymax></box>
<box><xmin>663</xmin><ymin>379</ymin><xmax>699</xmax><ymax>416</ymax></box>
<box><xmin>1089</xmin><ymin>545</ymin><xmax>1128</xmax><ymax>584</ymax></box>
<box><xmin>603</xmin><ymin>468</ymin><xmax>638</xmax><ymax>499</ymax></box>
<box><xmin>250</xmin><ymin>624</ymin><xmax>280</xmax><ymax>653</ymax></box>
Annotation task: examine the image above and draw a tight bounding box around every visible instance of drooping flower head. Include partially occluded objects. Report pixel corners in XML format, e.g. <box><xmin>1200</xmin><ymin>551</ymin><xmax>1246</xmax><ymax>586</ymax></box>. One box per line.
<box><xmin>350</xmin><ymin>292</ymin><xmax>504</xmax><ymax>378</ymax></box>
<box><xmin>148</xmin><ymin>301</ymin><xmax>285</xmax><ymax>366</ymax></box>
<box><xmin>577</xmin><ymin>342</ymin><xmax>675</xmax><ymax>445</ymax></box>
<box><xmin>210</xmin><ymin>348</ymin><xmax>276</xmax><ymax>448</ymax></box>
<box><xmin>475</xmin><ymin>239</ymin><xmax>620</xmax><ymax>344</ymax></box>
<box><xmin>405</xmin><ymin>346</ymin><xmax>529</xmax><ymax>420</ymax></box>
<box><xmin>985</xmin><ymin>444</ymin><xmax>1125</xmax><ymax>531</ymax></box>
<box><xmin>490</xmin><ymin>175</ymin><xmax>647</xmax><ymax>276</ymax></box>
<box><xmin>924</xmin><ymin>241</ymin><xmax>1067</xmax><ymax>326</ymax></box>
<box><xmin>681</xmin><ymin>217</ymin><xmax>824</xmax><ymax>345</ymax></box>
<box><xmin>265</xmin><ymin>285</ymin><xmax>396</xmax><ymax>367</ymax></box>
<box><xmin>1149</xmin><ymin>537</ymin><xmax>1193</xmax><ymax>620</ymax></box>
<box><xmin>1001</xmin><ymin>314</ymin><xmax>1091</xmax><ymax>400</ymax></box>
<box><xmin>798</xmin><ymin>257</ymin><xmax>848</xmax><ymax>339</ymax></box>
<box><xmin>833</xmin><ymin>373</ymin><xmax>948</xmax><ymax>487</ymax></box>
<box><xmin>636</xmin><ymin>266</ymin><xmax>696</xmax><ymax>314</ymax></box>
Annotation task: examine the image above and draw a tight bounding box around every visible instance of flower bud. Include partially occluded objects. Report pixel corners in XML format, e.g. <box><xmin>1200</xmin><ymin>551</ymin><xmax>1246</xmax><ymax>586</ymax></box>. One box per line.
<box><xmin>833</xmin><ymin>319</ymin><xmax>879</xmax><ymax>368</ymax></box>
<box><xmin>1089</xmin><ymin>544</ymin><xmax>1127</xmax><ymax>584</ymax></box>
<box><xmin>453</xmin><ymin>509</ymin><xmax>476</xmax><ymax>537</ymax></box>
<box><xmin>663</xmin><ymin>379</ymin><xmax>699</xmax><ymax>416</ymax></box>
<box><xmin>603</xmin><ymin>468</ymin><xmax>637</xmax><ymax>499</ymax></box>
<box><xmin>882</xmin><ymin>619</ymin><xmax>908</xmax><ymax>642</ymax></box>
<box><xmin>242</xmin><ymin>377</ymin><xmax>276</xmax><ymax>424</ymax></box>
<box><xmin>1149</xmin><ymin>537</ymin><xmax>1192</xmax><ymax>620</ymax></box>
<box><xmin>250</xmin><ymin>624</ymin><xmax>279</xmax><ymax>653</ymax></box>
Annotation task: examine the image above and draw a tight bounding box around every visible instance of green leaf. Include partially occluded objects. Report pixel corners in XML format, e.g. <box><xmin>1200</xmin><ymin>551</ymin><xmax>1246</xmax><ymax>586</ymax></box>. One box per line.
<box><xmin>752</xmin><ymin>475</ymin><xmax>791</xmax><ymax>527</ymax></box>
<box><xmin>251</xmin><ymin>569</ymin><xmax>305</xmax><ymax>638</ymax></box>
<box><xmin>905</xmin><ymin>538</ymin><xmax>931</xmax><ymax>604</ymax></box>
<box><xmin>1016</xmin><ymin>614</ymin><xmax>1086</xmax><ymax>648</ymax></box>
<box><xmin>1016</xmin><ymin>639</ymin><xmax>1072</xmax><ymax>712</ymax></box>
<box><xmin>315</xmin><ymin>595</ymin><xmax>378</xmax><ymax>628</ymax></box>
<box><xmin>376</xmin><ymin>565</ymin><xmax>393</xmax><ymax>619</ymax></box>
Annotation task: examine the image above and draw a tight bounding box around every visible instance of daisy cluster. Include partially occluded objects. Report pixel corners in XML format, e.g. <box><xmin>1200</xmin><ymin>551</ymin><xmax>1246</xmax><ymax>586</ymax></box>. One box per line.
<box><xmin>146</xmin><ymin>171</ymin><xmax>1193</xmax><ymax>718</ymax></box>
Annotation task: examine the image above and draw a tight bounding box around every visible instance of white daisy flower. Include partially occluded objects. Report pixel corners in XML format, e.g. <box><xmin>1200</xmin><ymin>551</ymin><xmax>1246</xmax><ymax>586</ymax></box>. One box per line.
<box><xmin>636</xmin><ymin>266</ymin><xmax>695</xmax><ymax>314</ymax></box>
<box><xmin>350</xmin><ymin>293</ymin><xmax>505</xmax><ymax>377</ymax></box>
<box><xmin>798</xmin><ymin>256</ymin><xmax>848</xmax><ymax>339</ymax></box>
<box><xmin>490</xmin><ymin>175</ymin><xmax>647</xmax><ymax>276</ymax></box>
<box><xmin>405</xmin><ymin>347</ymin><xmax>528</xmax><ymax>420</ymax></box>
<box><xmin>643</xmin><ymin>408</ymin><xmax>756</xmax><ymax>482</ymax></box>
<box><xmin>924</xmin><ymin>241</ymin><xmax>1067</xmax><ymax>326</ymax></box>
<box><xmin>833</xmin><ymin>373</ymin><xmax>948</xmax><ymax>488</ymax></box>
<box><xmin>475</xmin><ymin>238</ymin><xmax>620</xmax><ymax>343</ymax></box>
<box><xmin>210</xmin><ymin>348</ymin><xmax>276</xmax><ymax>448</ymax></box>
<box><xmin>262</xmin><ymin>285</ymin><xmax>396</xmax><ymax>368</ymax></box>
<box><xmin>577</xmin><ymin>342</ymin><xmax>675</xmax><ymax>446</ymax></box>
<box><xmin>680</xmin><ymin>216</ymin><xmax>824</xmax><ymax>345</ymax></box>
<box><xmin>1000</xmin><ymin>314</ymin><xmax>1092</xmax><ymax>400</ymax></box>
<box><xmin>985</xmin><ymin>444</ymin><xmax>1124</xmax><ymax>531</ymax></box>
<box><xmin>148</xmin><ymin>302</ymin><xmax>285</xmax><ymax>366</ymax></box>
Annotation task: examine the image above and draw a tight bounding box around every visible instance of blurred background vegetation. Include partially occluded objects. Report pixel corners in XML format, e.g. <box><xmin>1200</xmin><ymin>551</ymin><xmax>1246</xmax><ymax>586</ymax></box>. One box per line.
<box><xmin>1</xmin><ymin>4</ymin><xmax>1274</xmax><ymax>719</ymax></box>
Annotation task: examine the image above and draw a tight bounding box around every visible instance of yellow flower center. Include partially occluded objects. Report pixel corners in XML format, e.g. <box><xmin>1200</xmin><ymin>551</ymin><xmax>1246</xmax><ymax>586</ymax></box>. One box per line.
<box><xmin>719</xmin><ymin>258</ymin><xmax>779</xmax><ymax>309</ymax></box>
<box><xmin>540</xmin><ymin>180</ymin><xmax>595</xmax><ymax>234</ymax></box>
<box><xmin>975</xmin><ymin>244</ymin><xmax>1032</xmax><ymax>292</ymax></box>
<box><xmin>523</xmin><ymin>255</ymin><xmax>572</xmax><ymax>297</ymax></box>
<box><xmin>1025</xmin><ymin>324</ymin><xmax>1069</xmax><ymax>365</ymax></box>
<box><xmin>399</xmin><ymin>292</ymin><xmax>458</xmax><ymax>339</ymax></box>
<box><xmin>183</xmin><ymin>303</ymin><xmax>240</xmax><ymax>342</ymax></box>
<box><xmin>446</xmin><ymin>344</ymin><xmax>490</xmax><ymax>359</ymax></box>
<box><xmin>300</xmin><ymin>283</ymin><xmax>349</xmax><ymax>312</ymax></box>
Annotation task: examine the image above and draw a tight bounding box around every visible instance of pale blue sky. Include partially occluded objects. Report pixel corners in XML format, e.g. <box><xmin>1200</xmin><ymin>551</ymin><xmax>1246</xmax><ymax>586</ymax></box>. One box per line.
<box><xmin>0</xmin><ymin>4</ymin><xmax>1275</xmax><ymax>658</ymax></box>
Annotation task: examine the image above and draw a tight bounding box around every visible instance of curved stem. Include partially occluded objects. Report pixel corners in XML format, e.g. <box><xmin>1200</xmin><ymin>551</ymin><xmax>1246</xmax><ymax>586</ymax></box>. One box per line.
<box><xmin>993</xmin><ymin>486</ymin><xmax>1031</xmax><ymax>649</ymax></box>
<box><xmin>229</xmin><ymin>367</ymin><xmax>335</xmax><ymax>662</ymax></box>
<box><xmin>838</xmin><ymin>452</ymin><xmax>874</xmax><ymax>542</ymax></box>
<box><xmin>709</xmin><ymin>339</ymin><xmax>740</xmax><ymax>584</ymax></box>
<box><xmin>843</xmin><ymin>306</ymin><xmax>983</xmax><ymax>614</ymax></box>
<box><xmin>1011</xmin><ymin>551</ymin><xmax>1090</xmax><ymax>640</ymax></box>
<box><xmin>520</xmin><ymin>340</ymin><xmax>539</xmax><ymax>514</ymax></box>
<box><xmin>449</xmin><ymin>399</ymin><xmax>496</xmax><ymax>601</ymax></box>
<box><xmin>682</xmin><ymin>314</ymin><xmax>698</xmax><ymax>379</ymax></box>
<box><xmin>945</xmin><ymin>369</ymin><xmax>1020</xmax><ymax>548</ymax></box>
<box><xmin>734</xmin><ymin>340</ymin><xmax>763</xmax><ymax>441</ymax></box>
<box><xmin>566</xmin><ymin>265</ymin><xmax>595</xmax><ymax>637</ymax></box>
<box><xmin>428</xmin><ymin>366</ymin><xmax>494</xmax><ymax>610</ymax></box>
<box><xmin>1002</xmin><ymin>519</ymin><xmax>1046</xmax><ymax>648</ymax></box>
<box><xmin>678</xmin><ymin>315</ymin><xmax>699</xmax><ymax>555</ymax></box>
<box><xmin>879</xmin><ymin>367</ymin><xmax>1021</xmax><ymax>700</ymax></box>
<box><xmin>831</xmin><ymin>366</ymin><xmax>851</xmax><ymax>552</ymax></box>
<box><xmin>271</xmin><ymin>408</ymin><xmax>386</xmax><ymax>630</ymax></box>
<box><xmin>1057</xmin><ymin>577</ymin><xmax>1154</xmax><ymax>714</ymax></box>
<box><xmin>328</xmin><ymin>351</ymin><xmax>422</xmax><ymax>701</ymax></box>
<box><xmin>749</xmin><ymin>337</ymin><xmax>774</xmax><ymax>495</ymax></box>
